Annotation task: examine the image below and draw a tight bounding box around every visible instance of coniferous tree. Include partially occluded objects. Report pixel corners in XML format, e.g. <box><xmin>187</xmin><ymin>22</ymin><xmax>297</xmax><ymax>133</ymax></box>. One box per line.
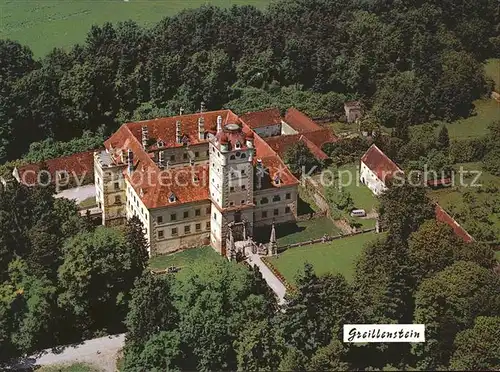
<box><xmin>437</xmin><ymin>125</ymin><xmax>450</xmax><ymax>150</ymax></box>
<box><xmin>124</xmin><ymin>216</ymin><xmax>150</xmax><ymax>278</ymax></box>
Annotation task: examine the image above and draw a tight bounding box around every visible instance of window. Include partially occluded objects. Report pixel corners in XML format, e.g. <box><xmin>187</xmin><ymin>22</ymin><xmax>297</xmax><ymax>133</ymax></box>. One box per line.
<box><xmin>262</xmin><ymin>211</ymin><xmax>268</xmax><ymax>218</ymax></box>
<box><xmin>213</xmin><ymin>213</ymin><xmax>217</xmax><ymax>220</ymax></box>
<box><xmin>184</xmin><ymin>225</ymin><xmax>191</xmax><ymax>234</ymax></box>
<box><xmin>241</xmin><ymin>153</ymin><xmax>246</xmax><ymax>159</ymax></box>
<box><xmin>236</xmin><ymin>152</ymin><xmax>241</xmax><ymax>157</ymax></box>
<box><xmin>286</xmin><ymin>193</ymin><xmax>291</xmax><ymax>200</ymax></box>
<box><xmin>241</xmin><ymin>169</ymin><xmax>246</xmax><ymax>175</ymax></box>
<box><xmin>273</xmin><ymin>195</ymin><xmax>281</xmax><ymax>202</ymax></box>
<box><xmin>171</xmin><ymin>213</ymin><xmax>177</xmax><ymax>221</ymax></box>
<box><xmin>242</xmin><ymin>185</ymin><xmax>246</xmax><ymax>190</ymax></box>
<box><xmin>230</xmin><ymin>155</ymin><xmax>235</xmax><ymax>160</ymax></box>
<box><xmin>195</xmin><ymin>209</ymin><xmax>201</xmax><ymax>216</ymax></box>
<box><xmin>229</xmin><ymin>202</ymin><xmax>234</xmax><ymax>206</ymax></box>
<box><xmin>114</xmin><ymin>195</ymin><xmax>121</xmax><ymax>204</ymax></box>
<box><xmin>206</xmin><ymin>221</ymin><xmax>210</xmax><ymax>230</ymax></box>
<box><xmin>158</xmin><ymin>230</ymin><xmax>164</xmax><ymax>239</ymax></box>
<box><xmin>206</xmin><ymin>150</ymin><xmax>209</xmax><ymax>156</ymax></box>
<box><xmin>195</xmin><ymin>151</ymin><xmax>199</xmax><ymax>157</ymax></box>
<box><xmin>114</xmin><ymin>182</ymin><xmax>120</xmax><ymax>190</ymax></box>
<box><xmin>285</xmin><ymin>206</ymin><xmax>291</xmax><ymax>213</ymax></box>
<box><xmin>170</xmin><ymin>155</ymin><xmax>175</xmax><ymax>161</ymax></box>
<box><xmin>196</xmin><ymin>223</ymin><xmax>201</xmax><ymax>231</ymax></box>
<box><xmin>206</xmin><ymin>207</ymin><xmax>211</xmax><ymax>214</ymax></box>
<box><xmin>261</xmin><ymin>197</ymin><xmax>269</xmax><ymax>204</ymax></box>
<box><xmin>230</xmin><ymin>186</ymin><xmax>234</xmax><ymax>192</ymax></box>
<box><xmin>171</xmin><ymin>228</ymin><xmax>178</xmax><ymax>236</ymax></box>
<box><xmin>183</xmin><ymin>153</ymin><xmax>188</xmax><ymax>160</ymax></box>
<box><xmin>184</xmin><ymin>211</ymin><xmax>189</xmax><ymax>219</ymax></box>
<box><xmin>274</xmin><ymin>208</ymin><xmax>279</xmax><ymax>216</ymax></box>
<box><xmin>241</xmin><ymin>200</ymin><xmax>245</xmax><ymax>205</ymax></box>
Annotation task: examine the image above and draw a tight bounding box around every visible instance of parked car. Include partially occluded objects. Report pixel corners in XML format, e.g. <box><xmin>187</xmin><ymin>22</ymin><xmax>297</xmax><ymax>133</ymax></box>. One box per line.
<box><xmin>350</xmin><ymin>209</ymin><xmax>366</xmax><ymax>217</ymax></box>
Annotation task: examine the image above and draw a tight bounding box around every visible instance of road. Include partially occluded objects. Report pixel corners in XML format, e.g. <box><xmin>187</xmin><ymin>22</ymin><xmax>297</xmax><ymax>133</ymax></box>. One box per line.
<box><xmin>246</xmin><ymin>252</ymin><xmax>287</xmax><ymax>305</ymax></box>
<box><xmin>13</xmin><ymin>334</ymin><xmax>125</xmax><ymax>372</ymax></box>
<box><xmin>54</xmin><ymin>184</ymin><xmax>96</xmax><ymax>204</ymax></box>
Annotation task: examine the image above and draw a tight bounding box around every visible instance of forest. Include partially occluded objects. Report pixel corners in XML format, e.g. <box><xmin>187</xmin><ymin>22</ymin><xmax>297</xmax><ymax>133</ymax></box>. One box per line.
<box><xmin>0</xmin><ymin>0</ymin><xmax>499</xmax><ymax>164</ymax></box>
<box><xmin>0</xmin><ymin>175</ymin><xmax>498</xmax><ymax>371</ymax></box>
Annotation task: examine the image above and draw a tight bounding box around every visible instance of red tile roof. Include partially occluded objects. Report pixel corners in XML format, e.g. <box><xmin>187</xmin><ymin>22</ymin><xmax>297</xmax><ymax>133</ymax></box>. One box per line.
<box><xmin>126</xmin><ymin>164</ymin><xmax>210</xmax><ymax>209</ymax></box>
<box><xmin>126</xmin><ymin>110</ymin><xmax>239</xmax><ymax>149</ymax></box>
<box><xmin>16</xmin><ymin>150</ymin><xmax>96</xmax><ymax>186</ymax></box>
<box><xmin>264</xmin><ymin>134</ymin><xmax>329</xmax><ymax>160</ymax></box>
<box><xmin>435</xmin><ymin>204</ymin><xmax>475</xmax><ymax>243</ymax></box>
<box><xmin>240</xmin><ymin>108</ymin><xmax>282</xmax><ymax>129</ymax></box>
<box><xmin>284</xmin><ymin>108</ymin><xmax>323</xmax><ymax>133</ymax></box>
<box><xmin>361</xmin><ymin>144</ymin><xmax>402</xmax><ymax>184</ymax></box>
<box><xmin>301</xmin><ymin>128</ymin><xmax>339</xmax><ymax>148</ymax></box>
<box><xmin>105</xmin><ymin>109</ymin><xmax>299</xmax><ymax>209</ymax></box>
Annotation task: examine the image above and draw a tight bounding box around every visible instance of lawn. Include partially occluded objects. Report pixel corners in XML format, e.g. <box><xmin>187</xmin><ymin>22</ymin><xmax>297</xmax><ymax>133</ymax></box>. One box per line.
<box><xmin>428</xmin><ymin>162</ymin><xmax>500</xmax><ymax>240</ymax></box>
<box><xmin>0</xmin><ymin>0</ymin><xmax>271</xmax><ymax>57</ymax></box>
<box><xmin>314</xmin><ymin>163</ymin><xmax>379</xmax><ymax>212</ymax></box>
<box><xmin>78</xmin><ymin>196</ymin><xmax>97</xmax><ymax>209</ymax></box>
<box><xmin>267</xmin><ymin>231</ymin><xmax>382</xmax><ymax>283</ymax></box>
<box><xmin>485</xmin><ymin>58</ymin><xmax>500</xmax><ymax>91</ymax></box>
<box><xmin>149</xmin><ymin>246</ymin><xmax>223</xmax><ymax>280</ymax></box>
<box><xmin>254</xmin><ymin>217</ymin><xmax>341</xmax><ymax>246</ymax></box>
<box><xmin>409</xmin><ymin>99</ymin><xmax>499</xmax><ymax>141</ymax></box>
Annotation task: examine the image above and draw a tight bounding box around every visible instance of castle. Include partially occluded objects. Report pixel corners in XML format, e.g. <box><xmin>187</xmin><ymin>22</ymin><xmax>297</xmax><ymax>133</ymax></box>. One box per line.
<box><xmin>93</xmin><ymin>107</ymin><xmax>337</xmax><ymax>258</ymax></box>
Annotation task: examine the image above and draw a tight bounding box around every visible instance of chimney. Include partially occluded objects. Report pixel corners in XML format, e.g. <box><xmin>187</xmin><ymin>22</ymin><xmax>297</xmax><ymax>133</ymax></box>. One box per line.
<box><xmin>127</xmin><ymin>149</ymin><xmax>134</xmax><ymax>174</ymax></box>
<box><xmin>256</xmin><ymin>159</ymin><xmax>263</xmax><ymax>190</ymax></box>
<box><xmin>216</xmin><ymin>115</ymin><xmax>223</xmax><ymax>133</ymax></box>
<box><xmin>141</xmin><ymin>126</ymin><xmax>148</xmax><ymax>149</ymax></box>
<box><xmin>200</xmin><ymin>101</ymin><xmax>206</xmax><ymax>113</ymax></box>
<box><xmin>179</xmin><ymin>107</ymin><xmax>184</xmax><ymax>116</ymax></box>
<box><xmin>198</xmin><ymin>117</ymin><xmax>205</xmax><ymax>140</ymax></box>
<box><xmin>176</xmin><ymin>120</ymin><xmax>182</xmax><ymax>143</ymax></box>
<box><xmin>158</xmin><ymin>151</ymin><xmax>165</xmax><ymax>167</ymax></box>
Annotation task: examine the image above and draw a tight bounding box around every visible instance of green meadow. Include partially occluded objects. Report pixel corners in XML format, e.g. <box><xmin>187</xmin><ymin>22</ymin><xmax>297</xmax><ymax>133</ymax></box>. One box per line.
<box><xmin>0</xmin><ymin>0</ymin><xmax>270</xmax><ymax>57</ymax></box>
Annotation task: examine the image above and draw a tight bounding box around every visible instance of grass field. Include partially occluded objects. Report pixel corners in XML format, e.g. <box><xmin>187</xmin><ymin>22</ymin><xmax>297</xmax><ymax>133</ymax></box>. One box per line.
<box><xmin>267</xmin><ymin>231</ymin><xmax>381</xmax><ymax>283</ymax></box>
<box><xmin>428</xmin><ymin>162</ymin><xmax>500</xmax><ymax>239</ymax></box>
<box><xmin>0</xmin><ymin>0</ymin><xmax>271</xmax><ymax>57</ymax></box>
<box><xmin>255</xmin><ymin>217</ymin><xmax>341</xmax><ymax>246</ymax></box>
<box><xmin>409</xmin><ymin>99</ymin><xmax>499</xmax><ymax>141</ymax></box>
<box><xmin>149</xmin><ymin>246</ymin><xmax>223</xmax><ymax>280</ymax></box>
<box><xmin>485</xmin><ymin>58</ymin><xmax>500</xmax><ymax>91</ymax></box>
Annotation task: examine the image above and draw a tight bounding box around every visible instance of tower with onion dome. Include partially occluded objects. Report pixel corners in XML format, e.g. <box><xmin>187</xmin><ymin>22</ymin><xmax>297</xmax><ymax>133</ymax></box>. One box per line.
<box><xmin>208</xmin><ymin>116</ymin><xmax>255</xmax><ymax>256</ymax></box>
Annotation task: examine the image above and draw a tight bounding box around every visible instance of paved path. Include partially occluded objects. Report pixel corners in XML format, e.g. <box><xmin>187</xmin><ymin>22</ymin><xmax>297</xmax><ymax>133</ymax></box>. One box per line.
<box><xmin>246</xmin><ymin>253</ymin><xmax>287</xmax><ymax>305</ymax></box>
<box><xmin>55</xmin><ymin>184</ymin><xmax>96</xmax><ymax>204</ymax></box>
<box><xmin>13</xmin><ymin>334</ymin><xmax>125</xmax><ymax>372</ymax></box>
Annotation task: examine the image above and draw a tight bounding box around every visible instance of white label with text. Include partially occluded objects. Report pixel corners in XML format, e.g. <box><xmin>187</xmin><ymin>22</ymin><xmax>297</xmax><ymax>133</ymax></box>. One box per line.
<box><xmin>343</xmin><ymin>324</ymin><xmax>425</xmax><ymax>343</ymax></box>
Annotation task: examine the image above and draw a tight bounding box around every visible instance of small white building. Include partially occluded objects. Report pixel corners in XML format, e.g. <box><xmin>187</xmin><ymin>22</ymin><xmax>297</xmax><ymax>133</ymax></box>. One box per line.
<box><xmin>360</xmin><ymin>144</ymin><xmax>403</xmax><ymax>196</ymax></box>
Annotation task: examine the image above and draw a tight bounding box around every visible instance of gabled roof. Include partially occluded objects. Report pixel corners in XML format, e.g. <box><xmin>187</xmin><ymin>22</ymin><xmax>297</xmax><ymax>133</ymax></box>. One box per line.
<box><xmin>16</xmin><ymin>150</ymin><xmax>96</xmax><ymax>186</ymax></box>
<box><xmin>264</xmin><ymin>134</ymin><xmax>329</xmax><ymax>160</ymax></box>
<box><xmin>284</xmin><ymin>108</ymin><xmax>323</xmax><ymax>133</ymax></box>
<box><xmin>126</xmin><ymin>110</ymin><xmax>239</xmax><ymax>149</ymax></box>
<box><xmin>126</xmin><ymin>165</ymin><xmax>210</xmax><ymax>209</ymax></box>
<box><xmin>361</xmin><ymin>144</ymin><xmax>402</xmax><ymax>183</ymax></box>
<box><xmin>435</xmin><ymin>204</ymin><xmax>475</xmax><ymax>243</ymax></box>
<box><xmin>240</xmin><ymin>108</ymin><xmax>282</xmax><ymax>129</ymax></box>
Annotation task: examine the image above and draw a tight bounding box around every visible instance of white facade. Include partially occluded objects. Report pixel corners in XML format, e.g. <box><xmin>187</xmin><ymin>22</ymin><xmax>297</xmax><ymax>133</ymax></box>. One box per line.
<box><xmin>359</xmin><ymin>160</ymin><xmax>387</xmax><ymax>196</ymax></box>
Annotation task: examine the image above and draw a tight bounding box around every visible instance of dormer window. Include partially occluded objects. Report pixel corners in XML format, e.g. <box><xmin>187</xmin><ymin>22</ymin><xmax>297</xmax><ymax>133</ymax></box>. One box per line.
<box><xmin>274</xmin><ymin>175</ymin><xmax>281</xmax><ymax>185</ymax></box>
<box><xmin>235</xmin><ymin>141</ymin><xmax>241</xmax><ymax>150</ymax></box>
<box><xmin>193</xmin><ymin>175</ymin><xmax>199</xmax><ymax>182</ymax></box>
<box><xmin>157</xmin><ymin>140</ymin><xmax>164</xmax><ymax>148</ymax></box>
<box><xmin>168</xmin><ymin>192</ymin><xmax>176</xmax><ymax>203</ymax></box>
